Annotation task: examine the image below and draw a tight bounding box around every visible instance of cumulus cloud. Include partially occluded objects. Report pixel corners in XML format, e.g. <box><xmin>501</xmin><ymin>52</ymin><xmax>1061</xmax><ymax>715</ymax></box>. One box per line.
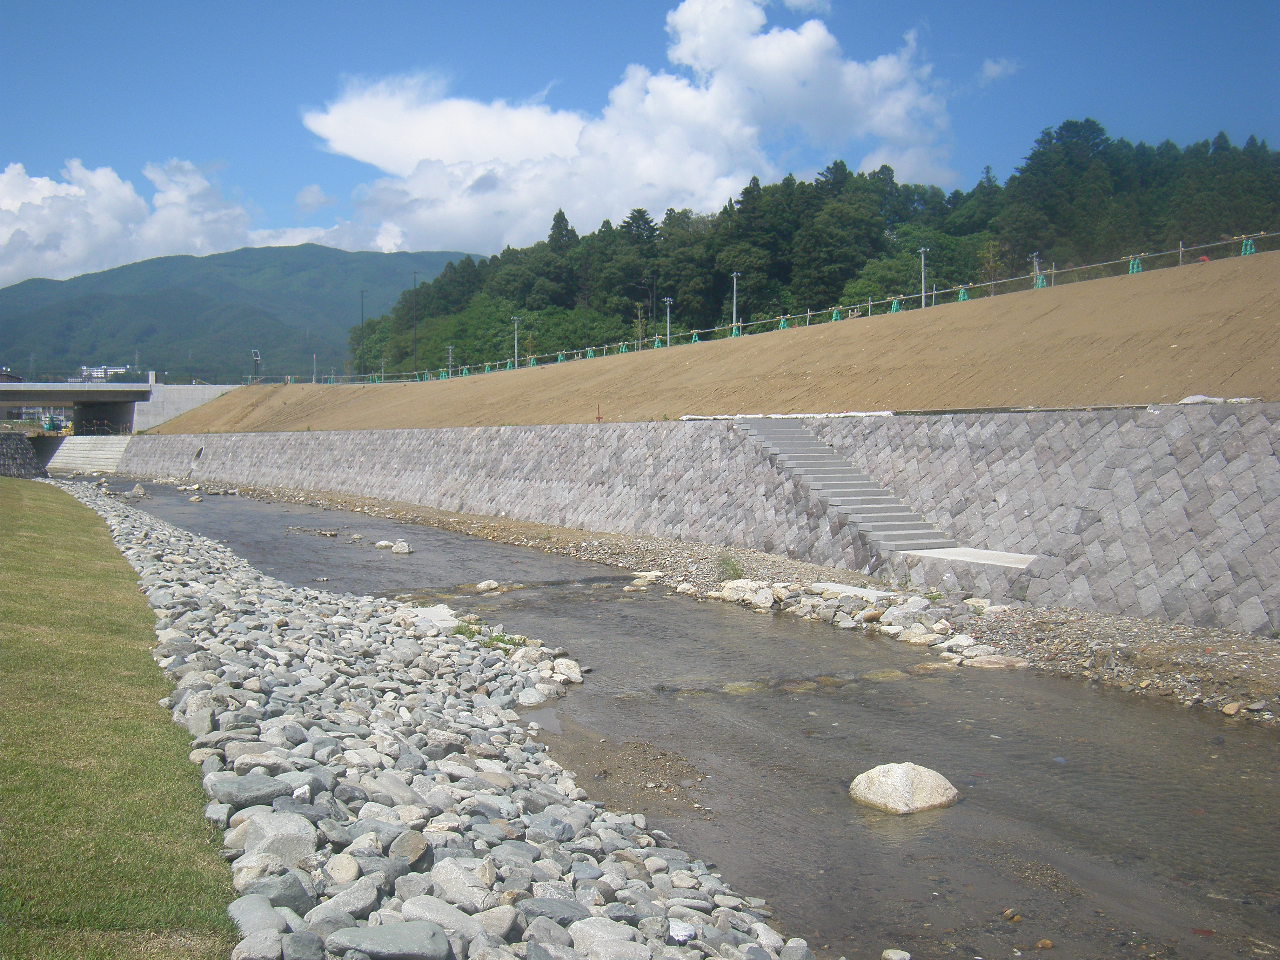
<box><xmin>2</xmin><ymin>0</ymin><xmax>960</xmax><ymax>285</ymax></box>
<box><xmin>295</xmin><ymin>183</ymin><xmax>334</xmax><ymax>213</ymax></box>
<box><xmin>304</xmin><ymin>0</ymin><xmax>953</xmax><ymax>255</ymax></box>
<box><xmin>979</xmin><ymin>57</ymin><xmax>1019</xmax><ymax>85</ymax></box>
<box><xmin>0</xmin><ymin>160</ymin><xmax>323</xmax><ymax>287</ymax></box>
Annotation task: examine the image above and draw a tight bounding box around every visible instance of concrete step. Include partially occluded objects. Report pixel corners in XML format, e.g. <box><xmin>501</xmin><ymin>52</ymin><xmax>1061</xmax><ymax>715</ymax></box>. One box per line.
<box><xmin>740</xmin><ymin>419</ymin><xmax>960</xmax><ymax>555</ymax></box>
<box><xmin>44</xmin><ymin>436</ymin><xmax>132</xmax><ymax>474</ymax></box>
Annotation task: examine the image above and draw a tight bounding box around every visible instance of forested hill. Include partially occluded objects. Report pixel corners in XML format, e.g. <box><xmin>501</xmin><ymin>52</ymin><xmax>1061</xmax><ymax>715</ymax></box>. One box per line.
<box><xmin>0</xmin><ymin>244</ymin><xmax>471</xmax><ymax>383</ymax></box>
<box><xmin>356</xmin><ymin>120</ymin><xmax>1279</xmax><ymax>376</ymax></box>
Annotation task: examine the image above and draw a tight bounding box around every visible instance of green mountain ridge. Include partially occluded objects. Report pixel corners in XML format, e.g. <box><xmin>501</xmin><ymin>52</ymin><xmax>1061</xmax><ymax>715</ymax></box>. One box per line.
<box><xmin>0</xmin><ymin>244</ymin><xmax>473</xmax><ymax>383</ymax></box>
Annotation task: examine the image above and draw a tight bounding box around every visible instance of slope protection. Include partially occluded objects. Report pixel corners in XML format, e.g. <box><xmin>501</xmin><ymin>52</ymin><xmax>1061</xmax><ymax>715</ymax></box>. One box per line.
<box><xmin>155</xmin><ymin>250</ymin><xmax>1279</xmax><ymax>433</ymax></box>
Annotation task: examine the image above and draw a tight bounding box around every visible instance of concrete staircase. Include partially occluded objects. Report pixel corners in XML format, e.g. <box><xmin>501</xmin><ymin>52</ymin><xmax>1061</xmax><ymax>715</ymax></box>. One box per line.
<box><xmin>740</xmin><ymin>418</ymin><xmax>959</xmax><ymax>553</ymax></box>
<box><xmin>43</xmin><ymin>436</ymin><xmax>133</xmax><ymax>474</ymax></box>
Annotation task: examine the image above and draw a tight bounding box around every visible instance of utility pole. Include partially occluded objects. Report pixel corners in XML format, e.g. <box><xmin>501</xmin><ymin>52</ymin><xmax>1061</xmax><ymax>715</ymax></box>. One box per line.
<box><xmin>511</xmin><ymin>316</ymin><xmax>521</xmax><ymax>368</ymax></box>
<box><xmin>918</xmin><ymin>247</ymin><xmax>929</xmax><ymax>309</ymax></box>
<box><xmin>731</xmin><ymin>271</ymin><xmax>741</xmax><ymax>334</ymax></box>
<box><xmin>662</xmin><ymin>296</ymin><xmax>673</xmax><ymax>344</ymax></box>
<box><xmin>447</xmin><ymin>344</ymin><xmax>454</xmax><ymax>378</ymax></box>
<box><xmin>360</xmin><ymin>289</ymin><xmax>367</xmax><ymax>375</ymax></box>
<box><xmin>412</xmin><ymin>270</ymin><xmax>419</xmax><ymax>374</ymax></box>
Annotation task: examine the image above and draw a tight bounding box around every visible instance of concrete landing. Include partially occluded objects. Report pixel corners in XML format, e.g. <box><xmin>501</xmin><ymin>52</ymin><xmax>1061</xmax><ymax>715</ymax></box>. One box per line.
<box><xmin>899</xmin><ymin>547</ymin><xmax>1037</xmax><ymax>569</ymax></box>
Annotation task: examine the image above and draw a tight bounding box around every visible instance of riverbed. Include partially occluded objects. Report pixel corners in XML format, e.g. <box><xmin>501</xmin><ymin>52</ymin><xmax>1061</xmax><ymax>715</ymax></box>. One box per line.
<box><xmin>118</xmin><ymin>482</ymin><xmax>1280</xmax><ymax>960</ymax></box>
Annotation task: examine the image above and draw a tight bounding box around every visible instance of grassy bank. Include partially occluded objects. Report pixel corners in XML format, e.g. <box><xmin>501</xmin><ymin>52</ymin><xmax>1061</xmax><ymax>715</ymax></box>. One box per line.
<box><xmin>0</xmin><ymin>477</ymin><xmax>236</xmax><ymax>960</ymax></box>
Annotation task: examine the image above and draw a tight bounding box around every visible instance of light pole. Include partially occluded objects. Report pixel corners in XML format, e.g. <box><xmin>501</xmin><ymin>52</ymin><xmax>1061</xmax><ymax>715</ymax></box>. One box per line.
<box><xmin>731</xmin><ymin>271</ymin><xmax>741</xmax><ymax>334</ymax></box>
<box><xmin>412</xmin><ymin>271</ymin><xmax>419</xmax><ymax>374</ymax></box>
<box><xmin>918</xmin><ymin>248</ymin><xmax>929</xmax><ymax>309</ymax></box>
<box><xmin>662</xmin><ymin>297</ymin><xmax>673</xmax><ymax>344</ymax></box>
<box><xmin>511</xmin><ymin>316</ymin><xmax>521</xmax><ymax>368</ymax></box>
<box><xmin>360</xmin><ymin>289</ymin><xmax>367</xmax><ymax>375</ymax></box>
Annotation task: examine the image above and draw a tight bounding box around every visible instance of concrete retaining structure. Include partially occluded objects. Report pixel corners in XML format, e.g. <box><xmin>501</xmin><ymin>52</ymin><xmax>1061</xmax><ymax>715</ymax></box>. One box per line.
<box><xmin>115</xmin><ymin>402</ymin><xmax>1279</xmax><ymax>635</ymax></box>
<box><xmin>0</xmin><ymin>433</ymin><xmax>43</xmax><ymax>478</ymax></box>
<box><xmin>133</xmin><ymin>383</ymin><xmax>238</xmax><ymax>432</ymax></box>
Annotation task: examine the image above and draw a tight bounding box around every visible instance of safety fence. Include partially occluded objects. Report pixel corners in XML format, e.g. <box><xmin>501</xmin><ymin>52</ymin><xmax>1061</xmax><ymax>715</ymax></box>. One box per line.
<box><xmin>246</xmin><ymin>231</ymin><xmax>1275</xmax><ymax>386</ymax></box>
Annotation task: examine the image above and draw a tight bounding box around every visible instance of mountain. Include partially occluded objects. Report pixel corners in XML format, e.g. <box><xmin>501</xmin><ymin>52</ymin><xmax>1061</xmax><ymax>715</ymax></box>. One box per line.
<box><xmin>0</xmin><ymin>244</ymin><xmax>474</xmax><ymax>383</ymax></box>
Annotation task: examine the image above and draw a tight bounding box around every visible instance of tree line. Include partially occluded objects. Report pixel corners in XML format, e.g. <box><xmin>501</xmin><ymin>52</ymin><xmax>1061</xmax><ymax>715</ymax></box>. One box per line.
<box><xmin>351</xmin><ymin>119</ymin><xmax>1279</xmax><ymax>374</ymax></box>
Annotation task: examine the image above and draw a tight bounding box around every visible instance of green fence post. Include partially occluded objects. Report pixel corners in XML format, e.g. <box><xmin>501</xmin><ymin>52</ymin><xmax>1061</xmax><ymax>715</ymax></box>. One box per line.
<box><xmin>957</xmin><ymin>286</ymin><xmax>969</xmax><ymax>302</ymax></box>
<box><xmin>1242</xmin><ymin>237</ymin><xmax>1256</xmax><ymax>256</ymax></box>
<box><xmin>1034</xmin><ymin>273</ymin><xmax>1047</xmax><ymax>288</ymax></box>
<box><xmin>890</xmin><ymin>298</ymin><xmax>901</xmax><ymax>313</ymax></box>
<box><xmin>778</xmin><ymin>316</ymin><xmax>788</xmax><ymax>330</ymax></box>
<box><xmin>831</xmin><ymin>308</ymin><xmax>842</xmax><ymax>322</ymax></box>
<box><xmin>691</xmin><ymin>332</ymin><xmax>700</xmax><ymax>343</ymax></box>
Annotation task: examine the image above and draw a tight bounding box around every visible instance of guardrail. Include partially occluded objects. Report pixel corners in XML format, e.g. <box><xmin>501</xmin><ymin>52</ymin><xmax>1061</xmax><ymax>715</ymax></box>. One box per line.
<box><xmin>246</xmin><ymin>231</ymin><xmax>1274</xmax><ymax>386</ymax></box>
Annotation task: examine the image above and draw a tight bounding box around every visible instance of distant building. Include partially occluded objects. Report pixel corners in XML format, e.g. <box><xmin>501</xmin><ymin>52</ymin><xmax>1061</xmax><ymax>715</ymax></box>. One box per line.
<box><xmin>73</xmin><ymin>364</ymin><xmax>131</xmax><ymax>383</ymax></box>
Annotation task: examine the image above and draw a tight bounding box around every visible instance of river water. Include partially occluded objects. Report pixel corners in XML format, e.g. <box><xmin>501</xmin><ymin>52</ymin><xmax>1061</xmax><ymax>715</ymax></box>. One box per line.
<box><xmin>118</xmin><ymin>483</ymin><xmax>1279</xmax><ymax>960</ymax></box>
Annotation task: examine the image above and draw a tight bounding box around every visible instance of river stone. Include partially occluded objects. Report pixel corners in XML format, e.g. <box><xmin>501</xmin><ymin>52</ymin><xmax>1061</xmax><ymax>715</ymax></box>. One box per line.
<box><xmin>281</xmin><ymin>931</ymin><xmax>325</xmax><ymax>960</ymax></box>
<box><xmin>229</xmin><ymin>893</ymin><xmax>287</xmax><ymax>936</ymax></box>
<box><xmin>231</xmin><ymin>929</ymin><xmax>283</xmax><ymax>960</ymax></box>
<box><xmin>964</xmin><ymin>654</ymin><xmax>1029</xmax><ymax>670</ymax></box>
<box><xmin>209</xmin><ymin>773</ymin><xmax>293</xmax><ymax>810</ymax></box>
<box><xmin>401</xmin><ymin>894</ymin><xmax>484</xmax><ymax>938</ymax></box>
<box><xmin>849</xmin><ymin>762</ymin><xmax>960</xmax><ymax>815</ymax></box>
<box><xmin>324</xmin><ymin>921</ymin><xmax>451</xmax><ymax>960</ymax></box>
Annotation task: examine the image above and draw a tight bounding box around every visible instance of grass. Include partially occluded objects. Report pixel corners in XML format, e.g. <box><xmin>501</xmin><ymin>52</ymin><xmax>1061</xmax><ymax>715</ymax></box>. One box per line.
<box><xmin>0</xmin><ymin>478</ymin><xmax>237</xmax><ymax>960</ymax></box>
<box><xmin>715</xmin><ymin>552</ymin><xmax>745</xmax><ymax>581</ymax></box>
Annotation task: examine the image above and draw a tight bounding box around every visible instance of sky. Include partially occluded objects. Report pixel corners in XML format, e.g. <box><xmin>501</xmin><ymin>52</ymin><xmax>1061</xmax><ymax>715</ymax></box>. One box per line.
<box><xmin>2</xmin><ymin>0</ymin><xmax>1277</xmax><ymax>289</ymax></box>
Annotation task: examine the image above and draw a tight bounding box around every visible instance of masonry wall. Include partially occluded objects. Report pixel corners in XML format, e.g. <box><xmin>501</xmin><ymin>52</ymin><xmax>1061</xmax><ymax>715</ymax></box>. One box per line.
<box><xmin>116</xmin><ymin>404</ymin><xmax>1279</xmax><ymax>634</ymax></box>
<box><xmin>812</xmin><ymin>403</ymin><xmax>1280</xmax><ymax>634</ymax></box>
<box><xmin>0</xmin><ymin>433</ymin><xmax>44</xmax><ymax>478</ymax></box>
<box><xmin>118</xmin><ymin>421</ymin><xmax>874</xmax><ymax>575</ymax></box>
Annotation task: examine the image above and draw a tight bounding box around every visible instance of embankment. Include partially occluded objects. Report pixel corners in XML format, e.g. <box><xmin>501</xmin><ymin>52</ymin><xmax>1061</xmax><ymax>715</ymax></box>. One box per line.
<box><xmin>118</xmin><ymin>402</ymin><xmax>1280</xmax><ymax>635</ymax></box>
<box><xmin>153</xmin><ymin>250</ymin><xmax>1280</xmax><ymax>434</ymax></box>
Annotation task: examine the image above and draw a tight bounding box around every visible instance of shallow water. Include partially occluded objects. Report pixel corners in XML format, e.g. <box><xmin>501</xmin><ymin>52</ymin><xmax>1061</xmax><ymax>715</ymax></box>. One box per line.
<box><xmin>121</xmin><ymin>483</ymin><xmax>1280</xmax><ymax>960</ymax></box>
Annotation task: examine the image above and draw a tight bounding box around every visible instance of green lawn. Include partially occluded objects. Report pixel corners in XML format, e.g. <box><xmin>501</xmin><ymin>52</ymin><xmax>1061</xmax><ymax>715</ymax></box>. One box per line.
<box><xmin>0</xmin><ymin>477</ymin><xmax>236</xmax><ymax>959</ymax></box>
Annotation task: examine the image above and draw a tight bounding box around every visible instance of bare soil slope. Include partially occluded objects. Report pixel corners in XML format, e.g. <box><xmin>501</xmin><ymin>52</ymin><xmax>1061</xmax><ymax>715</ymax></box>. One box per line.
<box><xmin>156</xmin><ymin>251</ymin><xmax>1280</xmax><ymax>433</ymax></box>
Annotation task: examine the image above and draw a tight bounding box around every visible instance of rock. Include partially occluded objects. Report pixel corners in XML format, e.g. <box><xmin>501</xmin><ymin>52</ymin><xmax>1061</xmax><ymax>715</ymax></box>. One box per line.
<box><xmin>130</xmin><ymin>483</ymin><xmax>147</xmax><ymax>497</ymax></box>
<box><xmin>1222</xmin><ymin>701</ymin><xmax>1243</xmax><ymax>716</ymax></box>
<box><xmin>391</xmin><ymin>540</ymin><xmax>413</xmax><ymax>554</ymax></box>
<box><xmin>882</xmin><ymin>951</ymin><xmax>912</xmax><ymax>960</ymax></box>
<box><xmin>964</xmin><ymin>654</ymin><xmax>1029</xmax><ymax>670</ymax></box>
<box><xmin>189</xmin><ymin>495</ymin><xmax>203</xmax><ymax>502</ymax></box>
<box><xmin>568</xmin><ymin>916</ymin><xmax>639</xmax><ymax>950</ymax></box>
<box><xmin>280</xmin><ymin>931</ymin><xmax>325</xmax><ymax>960</ymax></box>
<box><xmin>476</xmin><ymin>580</ymin><xmax>500</xmax><ymax>592</ymax></box>
<box><xmin>325</xmin><ymin>921</ymin><xmax>451</xmax><ymax>960</ymax></box>
<box><xmin>402</xmin><ymin>894</ymin><xmax>484</xmax><ymax>938</ymax></box>
<box><xmin>208</xmin><ymin>773</ymin><xmax>293</xmax><ymax>810</ymax></box>
<box><xmin>229</xmin><ymin>894</ymin><xmax>287</xmax><ymax>937</ymax></box>
<box><xmin>231</xmin><ymin>929</ymin><xmax>283</xmax><ymax>960</ymax></box>
<box><xmin>849</xmin><ymin>762</ymin><xmax>960</xmax><ymax>815</ymax></box>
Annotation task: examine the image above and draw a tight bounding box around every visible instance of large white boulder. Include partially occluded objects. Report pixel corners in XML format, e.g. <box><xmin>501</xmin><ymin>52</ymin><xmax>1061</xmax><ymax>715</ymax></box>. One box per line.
<box><xmin>848</xmin><ymin>762</ymin><xmax>959</xmax><ymax>815</ymax></box>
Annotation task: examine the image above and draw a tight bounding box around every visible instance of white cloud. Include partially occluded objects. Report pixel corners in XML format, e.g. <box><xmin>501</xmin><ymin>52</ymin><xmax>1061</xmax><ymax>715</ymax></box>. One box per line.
<box><xmin>295</xmin><ymin>183</ymin><xmax>333</xmax><ymax>213</ymax></box>
<box><xmin>306</xmin><ymin>0</ymin><xmax>954</xmax><ymax>255</ymax></box>
<box><xmin>979</xmin><ymin>57</ymin><xmax>1018</xmax><ymax>85</ymax></box>
<box><xmin>0</xmin><ymin>160</ymin><xmax>324</xmax><ymax>287</ymax></box>
<box><xmin>1</xmin><ymin>0</ymin><xmax>959</xmax><ymax>285</ymax></box>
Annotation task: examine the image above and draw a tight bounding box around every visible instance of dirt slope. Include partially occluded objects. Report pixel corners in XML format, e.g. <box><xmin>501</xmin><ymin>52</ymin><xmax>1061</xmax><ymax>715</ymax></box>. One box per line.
<box><xmin>156</xmin><ymin>251</ymin><xmax>1280</xmax><ymax>433</ymax></box>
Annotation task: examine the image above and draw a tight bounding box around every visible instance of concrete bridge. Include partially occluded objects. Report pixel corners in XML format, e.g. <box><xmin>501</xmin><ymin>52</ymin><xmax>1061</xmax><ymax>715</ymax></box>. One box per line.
<box><xmin>0</xmin><ymin>379</ymin><xmax>235</xmax><ymax>433</ymax></box>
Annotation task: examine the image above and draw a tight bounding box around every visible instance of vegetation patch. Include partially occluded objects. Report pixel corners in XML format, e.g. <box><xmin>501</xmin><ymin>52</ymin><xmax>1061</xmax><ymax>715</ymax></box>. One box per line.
<box><xmin>0</xmin><ymin>478</ymin><xmax>236</xmax><ymax>960</ymax></box>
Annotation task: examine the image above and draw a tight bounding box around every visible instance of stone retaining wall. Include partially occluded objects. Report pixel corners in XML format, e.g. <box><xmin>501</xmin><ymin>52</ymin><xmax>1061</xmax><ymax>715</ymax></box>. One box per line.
<box><xmin>116</xmin><ymin>404</ymin><xmax>1279</xmax><ymax>634</ymax></box>
<box><xmin>814</xmin><ymin>404</ymin><xmax>1279</xmax><ymax>634</ymax></box>
<box><xmin>0</xmin><ymin>433</ymin><xmax>43</xmax><ymax>478</ymax></box>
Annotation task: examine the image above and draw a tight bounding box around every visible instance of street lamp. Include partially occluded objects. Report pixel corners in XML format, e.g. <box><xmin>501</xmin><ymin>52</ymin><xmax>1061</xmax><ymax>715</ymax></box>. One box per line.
<box><xmin>511</xmin><ymin>316</ymin><xmax>521</xmax><ymax>368</ymax></box>
<box><xmin>918</xmin><ymin>248</ymin><xmax>929</xmax><ymax>310</ymax></box>
<box><xmin>360</xmin><ymin>289</ymin><xmax>367</xmax><ymax>376</ymax></box>
<box><xmin>731</xmin><ymin>271</ymin><xmax>741</xmax><ymax>333</ymax></box>
<box><xmin>412</xmin><ymin>271</ymin><xmax>419</xmax><ymax>374</ymax></box>
<box><xmin>662</xmin><ymin>297</ymin><xmax>673</xmax><ymax>345</ymax></box>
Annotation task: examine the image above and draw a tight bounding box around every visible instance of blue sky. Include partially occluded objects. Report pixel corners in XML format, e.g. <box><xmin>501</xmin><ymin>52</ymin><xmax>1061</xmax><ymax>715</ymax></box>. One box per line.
<box><xmin>2</xmin><ymin>0</ymin><xmax>1276</xmax><ymax>287</ymax></box>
